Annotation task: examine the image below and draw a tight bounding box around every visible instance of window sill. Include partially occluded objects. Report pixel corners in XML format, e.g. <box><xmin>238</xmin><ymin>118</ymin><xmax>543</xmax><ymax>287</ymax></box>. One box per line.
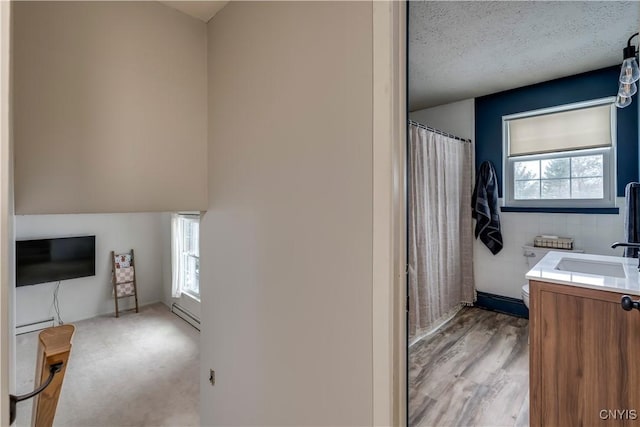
<box><xmin>500</xmin><ymin>206</ymin><xmax>619</xmax><ymax>214</ymax></box>
<box><xmin>181</xmin><ymin>290</ymin><xmax>201</xmax><ymax>303</ymax></box>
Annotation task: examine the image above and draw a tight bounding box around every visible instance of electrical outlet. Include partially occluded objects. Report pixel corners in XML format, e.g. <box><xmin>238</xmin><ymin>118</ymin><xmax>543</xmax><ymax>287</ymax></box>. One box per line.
<box><xmin>209</xmin><ymin>369</ymin><xmax>215</xmax><ymax>386</ymax></box>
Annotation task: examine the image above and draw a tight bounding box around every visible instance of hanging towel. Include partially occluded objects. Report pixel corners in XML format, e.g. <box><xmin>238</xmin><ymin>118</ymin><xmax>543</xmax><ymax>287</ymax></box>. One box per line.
<box><xmin>472</xmin><ymin>161</ymin><xmax>503</xmax><ymax>255</ymax></box>
<box><xmin>624</xmin><ymin>182</ymin><xmax>640</xmax><ymax>258</ymax></box>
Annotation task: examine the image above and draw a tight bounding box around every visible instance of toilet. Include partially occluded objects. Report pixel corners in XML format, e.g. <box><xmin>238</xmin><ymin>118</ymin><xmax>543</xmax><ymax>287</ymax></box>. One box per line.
<box><xmin>522</xmin><ymin>284</ymin><xmax>530</xmax><ymax>309</ymax></box>
<box><xmin>521</xmin><ymin>245</ymin><xmax>584</xmax><ymax>309</ymax></box>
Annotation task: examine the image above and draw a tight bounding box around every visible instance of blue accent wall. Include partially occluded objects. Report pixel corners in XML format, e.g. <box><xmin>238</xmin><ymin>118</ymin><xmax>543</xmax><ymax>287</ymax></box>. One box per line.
<box><xmin>475</xmin><ymin>66</ymin><xmax>638</xmax><ymax>197</ymax></box>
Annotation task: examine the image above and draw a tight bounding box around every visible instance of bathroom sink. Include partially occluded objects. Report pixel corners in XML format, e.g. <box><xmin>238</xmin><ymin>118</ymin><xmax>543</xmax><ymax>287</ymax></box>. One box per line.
<box><xmin>554</xmin><ymin>258</ymin><xmax>626</xmax><ymax>278</ymax></box>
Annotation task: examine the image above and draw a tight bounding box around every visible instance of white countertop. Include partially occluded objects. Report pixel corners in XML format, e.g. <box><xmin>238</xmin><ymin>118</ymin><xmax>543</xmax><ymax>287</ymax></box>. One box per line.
<box><xmin>525</xmin><ymin>251</ymin><xmax>640</xmax><ymax>296</ymax></box>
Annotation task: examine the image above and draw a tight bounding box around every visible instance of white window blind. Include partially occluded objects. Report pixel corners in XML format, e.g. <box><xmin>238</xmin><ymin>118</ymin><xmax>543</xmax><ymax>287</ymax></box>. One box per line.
<box><xmin>508</xmin><ymin>103</ymin><xmax>612</xmax><ymax>156</ymax></box>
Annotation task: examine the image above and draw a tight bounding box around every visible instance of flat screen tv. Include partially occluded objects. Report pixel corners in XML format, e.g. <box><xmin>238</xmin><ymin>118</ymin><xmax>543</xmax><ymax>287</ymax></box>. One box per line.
<box><xmin>16</xmin><ymin>236</ymin><xmax>96</xmax><ymax>287</ymax></box>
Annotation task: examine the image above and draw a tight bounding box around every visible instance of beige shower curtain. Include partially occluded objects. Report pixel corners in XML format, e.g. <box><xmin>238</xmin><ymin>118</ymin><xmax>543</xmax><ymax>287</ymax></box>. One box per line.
<box><xmin>408</xmin><ymin>124</ymin><xmax>475</xmax><ymax>341</ymax></box>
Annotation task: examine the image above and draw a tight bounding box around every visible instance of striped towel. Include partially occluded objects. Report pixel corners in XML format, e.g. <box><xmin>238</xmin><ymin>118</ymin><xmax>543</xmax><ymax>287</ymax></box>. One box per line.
<box><xmin>472</xmin><ymin>161</ymin><xmax>503</xmax><ymax>255</ymax></box>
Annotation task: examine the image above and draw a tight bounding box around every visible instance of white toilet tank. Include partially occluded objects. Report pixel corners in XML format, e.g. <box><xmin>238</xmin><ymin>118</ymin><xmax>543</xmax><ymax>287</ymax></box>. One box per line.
<box><xmin>522</xmin><ymin>245</ymin><xmax>585</xmax><ymax>309</ymax></box>
<box><xmin>523</xmin><ymin>244</ymin><xmax>584</xmax><ymax>268</ymax></box>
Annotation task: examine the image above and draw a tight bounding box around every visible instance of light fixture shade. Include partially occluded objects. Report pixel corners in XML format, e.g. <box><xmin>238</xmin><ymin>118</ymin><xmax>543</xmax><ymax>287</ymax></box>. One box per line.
<box><xmin>620</xmin><ymin>57</ymin><xmax>640</xmax><ymax>84</ymax></box>
<box><xmin>615</xmin><ymin>94</ymin><xmax>632</xmax><ymax>108</ymax></box>
<box><xmin>619</xmin><ymin>81</ymin><xmax>638</xmax><ymax>97</ymax></box>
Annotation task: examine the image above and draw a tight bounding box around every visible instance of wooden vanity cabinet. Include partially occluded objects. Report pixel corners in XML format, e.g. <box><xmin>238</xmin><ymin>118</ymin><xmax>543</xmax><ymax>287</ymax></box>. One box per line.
<box><xmin>529</xmin><ymin>280</ymin><xmax>640</xmax><ymax>426</ymax></box>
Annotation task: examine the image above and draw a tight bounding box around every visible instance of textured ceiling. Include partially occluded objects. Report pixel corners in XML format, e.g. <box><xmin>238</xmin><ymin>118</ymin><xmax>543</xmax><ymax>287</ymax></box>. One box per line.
<box><xmin>409</xmin><ymin>1</ymin><xmax>640</xmax><ymax>111</ymax></box>
<box><xmin>159</xmin><ymin>1</ymin><xmax>228</xmax><ymax>22</ymax></box>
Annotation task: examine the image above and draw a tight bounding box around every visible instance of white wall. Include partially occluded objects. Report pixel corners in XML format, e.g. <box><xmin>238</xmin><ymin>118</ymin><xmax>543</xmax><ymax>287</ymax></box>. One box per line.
<box><xmin>411</xmin><ymin>100</ymin><xmax>627</xmax><ymax>299</ymax></box>
<box><xmin>12</xmin><ymin>1</ymin><xmax>208</xmax><ymax>214</ymax></box>
<box><xmin>161</xmin><ymin>213</ymin><xmax>172</xmax><ymax>306</ymax></box>
<box><xmin>409</xmin><ymin>99</ymin><xmax>475</xmax><ymax>140</ymax></box>
<box><xmin>202</xmin><ymin>2</ymin><xmax>374</xmax><ymax>425</ymax></box>
<box><xmin>476</xmin><ymin>199</ymin><xmax>626</xmax><ymax>298</ymax></box>
<box><xmin>15</xmin><ymin>213</ymin><xmax>164</xmax><ymax>326</ymax></box>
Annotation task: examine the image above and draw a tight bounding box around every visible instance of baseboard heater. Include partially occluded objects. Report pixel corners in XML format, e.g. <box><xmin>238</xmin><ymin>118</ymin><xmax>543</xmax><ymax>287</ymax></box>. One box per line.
<box><xmin>171</xmin><ymin>303</ymin><xmax>200</xmax><ymax>331</ymax></box>
<box><xmin>16</xmin><ymin>317</ymin><xmax>55</xmax><ymax>335</ymax></box>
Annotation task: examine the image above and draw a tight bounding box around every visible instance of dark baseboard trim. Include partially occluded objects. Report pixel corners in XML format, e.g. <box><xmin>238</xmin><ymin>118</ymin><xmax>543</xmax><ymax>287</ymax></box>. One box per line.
<box><xmin>501</xmin><ymin>206</ymin><xmax>619</xmax><ymax>215</ymax></box>
<box><xmin>475</xmin><ymin>291</ymin><xmax>529</xmax><ymax>319</ymax></box>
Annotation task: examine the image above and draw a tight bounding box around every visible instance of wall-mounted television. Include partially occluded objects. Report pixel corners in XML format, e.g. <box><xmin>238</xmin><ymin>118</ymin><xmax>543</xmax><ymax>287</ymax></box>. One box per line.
<box><xmin>16</xmin><ymin>236</ymin><xmax>96</xmax><ymax>287</ymax></box>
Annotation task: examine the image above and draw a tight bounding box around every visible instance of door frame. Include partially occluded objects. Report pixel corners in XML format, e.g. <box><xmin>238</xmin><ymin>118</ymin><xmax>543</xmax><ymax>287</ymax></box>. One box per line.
<box><xmin>372</xmin><ymin>1</ymin><xmax>406</xmax><ymax>425</ymax></box>
<box><xmin>0</xmin><ymin>0</ymin><xmax>12</xmax><ymax>424</ymax></box>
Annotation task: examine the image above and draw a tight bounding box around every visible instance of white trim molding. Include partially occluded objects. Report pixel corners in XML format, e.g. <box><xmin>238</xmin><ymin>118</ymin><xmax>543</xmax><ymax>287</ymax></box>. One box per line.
<box><xmin>0</xmin><ymin>0</ymin><xmax>11</xmax><ymax>423</ymax></box>
<box><xmin>372</xmin><ymin>1</ymin><xmax>406</xmax><ymax>426</ymax></box>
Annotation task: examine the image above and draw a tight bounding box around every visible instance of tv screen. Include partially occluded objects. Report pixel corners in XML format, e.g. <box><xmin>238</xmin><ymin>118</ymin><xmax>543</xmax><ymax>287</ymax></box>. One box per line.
<box><xmin>16</xmin><ymin>236</ymin><xmax>96</xmax><ymax>287</ymax></box>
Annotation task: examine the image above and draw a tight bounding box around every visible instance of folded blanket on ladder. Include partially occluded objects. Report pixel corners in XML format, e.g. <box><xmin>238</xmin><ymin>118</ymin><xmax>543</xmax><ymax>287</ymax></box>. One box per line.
<box><xmin>472</xmin><ymin>160</ymin><xmax>503</xmax><ymax>255</ymax></box>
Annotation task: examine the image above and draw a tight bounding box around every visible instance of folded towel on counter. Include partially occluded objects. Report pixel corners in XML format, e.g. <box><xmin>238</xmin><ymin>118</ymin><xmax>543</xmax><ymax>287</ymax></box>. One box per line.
<box><xmin>624</xmin><ymin>182</ymin><xmax>640</xmax><ymax>258</ymax></box>
<box><xmin>472</xmin><ymin>161</ymin><xmax>503</xmax><ymax>255</ymax></box>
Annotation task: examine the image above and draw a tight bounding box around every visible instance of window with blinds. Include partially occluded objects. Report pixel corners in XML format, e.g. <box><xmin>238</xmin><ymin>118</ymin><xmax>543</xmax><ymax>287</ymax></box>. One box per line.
<box><xmin>503</xmin><ymin>98</ymin><xmax>616</xmax><ymax>208</ymax></box>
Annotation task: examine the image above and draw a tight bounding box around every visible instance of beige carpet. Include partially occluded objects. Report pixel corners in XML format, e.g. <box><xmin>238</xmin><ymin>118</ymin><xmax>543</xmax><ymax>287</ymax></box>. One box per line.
<box><xmin>14</xmin><ymin>303</ymin><xmax>199</xmax><ymax>427</ymax></box>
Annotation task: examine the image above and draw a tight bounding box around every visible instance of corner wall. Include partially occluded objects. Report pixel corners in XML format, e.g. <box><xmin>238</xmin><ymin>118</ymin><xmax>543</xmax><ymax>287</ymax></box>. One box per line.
<box><xmin>412</xmin><ymin>95</ymin><xmax>628</xmax><ymax>300</ymax></box>
<box><xmin>475</xmin><ymin>200</ymin><xmax>626</xmax><ymax>298</ymax></box>
<box><xmin>409</xmin><ymin>99</ymin><xmax>474</xmax><ymax>140</ymax></box>
<box><xmin>473</xmin><ymin>67</ymin><xmax>637</xmax><ymax>298</ymax></box>
<box><xmin>202</xmin><ymin>2</ymin><xmax>374</xmax><ymax>425</ymax></box>
<box><xmin>15</xmin><ymin>213</ymin><xmax>165</xmax><ymax>325</ymax></box>
<box><xmin>476</xmin><ymin>66</ymin><xmax>638</xmax><ymax>197</ymax></box>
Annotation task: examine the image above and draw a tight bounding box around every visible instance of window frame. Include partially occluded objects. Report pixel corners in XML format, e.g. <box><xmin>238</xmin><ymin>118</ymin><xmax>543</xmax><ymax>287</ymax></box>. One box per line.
<box><xmin>176</xmin><ymin>213</ymin><xmax>200</xmax><ymax>299</ymax></box>
<box><xmin>502</xmin><ymin>97</ymin><xmax>617</xmax><ymax>209</ymax></box>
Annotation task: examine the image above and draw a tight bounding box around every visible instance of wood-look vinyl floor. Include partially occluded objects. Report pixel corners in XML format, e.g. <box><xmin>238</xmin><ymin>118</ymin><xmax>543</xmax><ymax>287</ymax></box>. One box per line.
<box><xmin>409</xmin><ymin>307</ymin><xmax>530</xmax><ymax>427</ymax></box>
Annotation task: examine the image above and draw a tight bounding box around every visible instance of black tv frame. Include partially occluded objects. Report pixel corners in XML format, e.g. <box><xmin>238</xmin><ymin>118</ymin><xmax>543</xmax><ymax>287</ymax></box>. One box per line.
<box><xmin>15</xmin><ymin>236</ymin><xmax>96</xmax><ymax>287</ymax></box>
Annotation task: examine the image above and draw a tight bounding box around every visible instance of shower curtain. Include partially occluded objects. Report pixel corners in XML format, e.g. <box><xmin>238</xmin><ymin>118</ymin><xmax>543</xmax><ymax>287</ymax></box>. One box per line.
<box><xmin>408</xmin><ymin>124</ymin><xmax>475</xmax><ymax>340</ymax></box>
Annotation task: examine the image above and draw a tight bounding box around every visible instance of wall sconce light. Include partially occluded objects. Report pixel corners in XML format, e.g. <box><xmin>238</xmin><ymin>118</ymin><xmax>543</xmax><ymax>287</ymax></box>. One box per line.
<box><xmin>616</xmin><ymin>32</ymin><xmax>639</xmax><ymax>108</ymax></box>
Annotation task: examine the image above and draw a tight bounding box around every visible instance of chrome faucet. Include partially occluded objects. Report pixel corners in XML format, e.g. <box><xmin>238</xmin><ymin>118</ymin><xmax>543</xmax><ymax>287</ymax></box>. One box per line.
<box><xmin>611</xmin><ymin>242</ymin><xmax>640</xmax><ymax>269</ymax></box>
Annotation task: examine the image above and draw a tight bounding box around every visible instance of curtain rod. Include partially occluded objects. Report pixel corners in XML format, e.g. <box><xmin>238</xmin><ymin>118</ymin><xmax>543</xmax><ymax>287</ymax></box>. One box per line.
<box><xmin>408</xmin><ymin>120</ymin><xmax>472</xmax><ymax>143</ymax></box>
